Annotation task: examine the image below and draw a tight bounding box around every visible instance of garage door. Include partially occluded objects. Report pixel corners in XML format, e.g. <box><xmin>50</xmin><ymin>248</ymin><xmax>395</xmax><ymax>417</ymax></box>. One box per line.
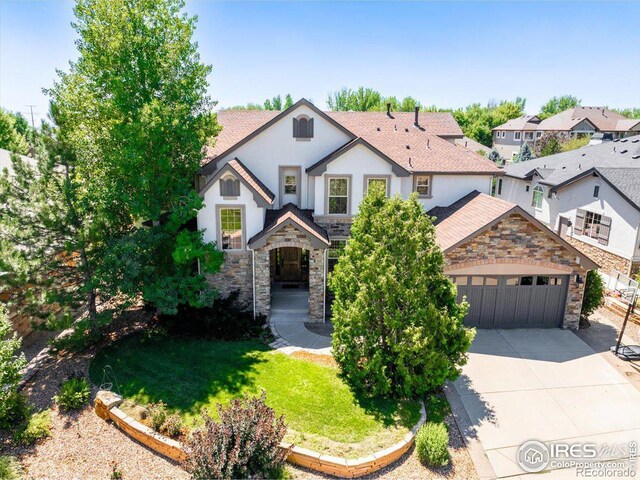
<box><xmin>451</xmin><ymin>274</ymin><xmax>569</xmax><ymax>328</ymax></box>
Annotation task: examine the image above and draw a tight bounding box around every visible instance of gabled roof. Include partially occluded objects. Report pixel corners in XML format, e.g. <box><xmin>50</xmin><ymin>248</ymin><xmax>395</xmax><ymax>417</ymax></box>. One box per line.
<box><xmin>248</xmin><ymin>203</ymin><xmax>330</xmax><ymax>249</ymax></box>
<box><xmin>202</xmin><ymin>100</ymin><xmax>501</xmax><ymax>176</ymax></box>
<box><xmin>493</xmin><ymin>115</ymin><xmax>541</xmax><ymax>131</ymax></box>
<box><xmin>202</xmin><ymin>99</ymin><xmax>356</xmax><ymax>174</ymax></box>
<box><xmin>503</xmin><ymin>134</ymin><xmax>640</xmax><ymax>210</ymax></box>
<box><xmin>427</xmin><ymin>191</ymin><xmax>598</xmax><ymax>269</ymax></box>
<box><xmin>199</xmin><ymin>158</ymin><xmax>275</xmax><ymax>207</ymax></box>
<box><xmin>306</xmin><ymin>137</ymin><xmax>410</xmax><ymax>177</ymax></box>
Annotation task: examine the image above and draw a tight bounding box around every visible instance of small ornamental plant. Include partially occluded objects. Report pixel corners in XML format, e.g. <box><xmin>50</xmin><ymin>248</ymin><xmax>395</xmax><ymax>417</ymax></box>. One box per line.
<box><xmin>415</xmin><ymin>422</ymin><xmax>450</xmax><ymax>467</ymax></box>
<box><xmin>186</xmin><ymin>392</ymin><xmax>289</xmax><ymax>480</ymax></box>
<box><xmin>55</xmin><ymin>378</ymin><xmax>91</xmax><ymax>411</ymax></box>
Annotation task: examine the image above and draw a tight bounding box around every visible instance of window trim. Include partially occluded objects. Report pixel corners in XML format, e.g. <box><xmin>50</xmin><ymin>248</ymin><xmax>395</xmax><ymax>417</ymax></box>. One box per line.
<box><xmin>216</xmin><ymin>205</ymin><xmax>246</xmax><ymax>252</ymax></box>
<box><xmin>413</xmin><ymin>174</ymin><xmax>433</xmax><ymax>198</ymax></box>
<box><xmin>514</xmin><ymin>131</ymin><xmax>522</xmax><ymax>141</ymax></box>
<box><xmin>583</xmin><ymin>210</ymin><xmax>603</xmax><ymax>240</ymax></box>
<box><xmin>593</xmin><ymin>185</ymin><xmax>600</xmax><ymax>198</ymax></box>
<box><xmin>501</xmin><ymin>131</ymin><xmax>506</xmax><ymax>138</ymax></box>
<box><xmin>532</xmin><ymin>185</ymin><xmax>544</xmax><ymax>210</ymax></box>
<box><xmin>278</xmin><ymin>166</ymin><xmax>301</xmax><ymax>207</ymax></box>
<box><xmin>327</xmin><ymin>237</ymin><xmax>348</xmax><ymax>273</ymax></box>
<box><xmin>524</xmin><ymin>131</ymin><xmax>534</xmax><ymax>140</ymax></box>
<box><xmin>363</xmin><ymin>174</ymin><xmax>391</xmax><ymax>197</ymax></box>
<box><xmin>497</xmin><ymin>178</ymin><xmax>503</xmax><ymax>195</ymax></box>
<box><xmin>324</xmin><ymin>175</ymin><xmax>352</xmax><ymax>216</ymax></box>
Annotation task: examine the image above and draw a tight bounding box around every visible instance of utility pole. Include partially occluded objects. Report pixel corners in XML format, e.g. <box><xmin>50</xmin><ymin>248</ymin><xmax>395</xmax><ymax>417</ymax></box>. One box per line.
<box><xmin>25</xmin><ymin>105</ymin><xmax>37</xmax><ymax>129</ymax></box>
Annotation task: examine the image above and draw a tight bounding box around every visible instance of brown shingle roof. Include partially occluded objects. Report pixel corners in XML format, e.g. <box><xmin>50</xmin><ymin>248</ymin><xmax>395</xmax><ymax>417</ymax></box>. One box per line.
<box><xmin>495</xmin><ymin>107</ymin><xmax>640</xmax><ymax>133</ymax></box>
<box><xmin>204</xmin><ymin>104</ymin><xmax>501</xmax><ymax>175</ymax></box>
<box><xmin>199</xmin><ymin>157</ymin><xmax>275</xmax><ymax>206</ymax></box>
<box><xmin>428</xmin><ymin>191</ymin><xmax>516</xmax><ymax>251</ymax></box>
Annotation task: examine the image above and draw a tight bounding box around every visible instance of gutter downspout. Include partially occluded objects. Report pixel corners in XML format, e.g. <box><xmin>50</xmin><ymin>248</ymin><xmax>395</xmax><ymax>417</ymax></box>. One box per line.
<box><xmin>249</xmin><ymin>246</ymin><xmax>256</xmax><ymax>319</ymax></box>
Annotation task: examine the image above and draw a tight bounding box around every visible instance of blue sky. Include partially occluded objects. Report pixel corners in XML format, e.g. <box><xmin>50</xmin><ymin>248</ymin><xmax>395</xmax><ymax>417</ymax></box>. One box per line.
<box><xmin>2</xmin><ymin>1</ymin><xmax>639</xmax><ymax>124</ymax></box>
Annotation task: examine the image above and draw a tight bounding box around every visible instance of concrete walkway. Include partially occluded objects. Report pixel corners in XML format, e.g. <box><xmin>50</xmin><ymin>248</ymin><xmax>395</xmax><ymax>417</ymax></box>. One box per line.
<box><xmin>446</xmin><ymin>329</ymin><xmax>640</xmax><ymax>479</ymax></box>
<box><xmin>269</xmin><ymin>289</ymin><xmax>332</xmax><ymax>354</ymax></box>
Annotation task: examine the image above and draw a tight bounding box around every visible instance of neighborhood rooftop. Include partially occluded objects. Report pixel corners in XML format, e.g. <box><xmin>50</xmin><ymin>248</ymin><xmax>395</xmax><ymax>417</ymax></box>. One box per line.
<box><xmin>493</xmin><ymin>107</ymin><xmax>640</xmax><ymax>132</ymax></box>
<box><xmin>503</xmin><ymin>134</ymin><xmax>640</xmax><ymax>209</ymax></box>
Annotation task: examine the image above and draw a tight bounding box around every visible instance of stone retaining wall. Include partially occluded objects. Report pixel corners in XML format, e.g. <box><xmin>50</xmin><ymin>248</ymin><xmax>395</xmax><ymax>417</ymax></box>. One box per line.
<box><xmin>94</xmin><ymin>391</ymin><xmax>426</xmax><ymax>478</ymax></box>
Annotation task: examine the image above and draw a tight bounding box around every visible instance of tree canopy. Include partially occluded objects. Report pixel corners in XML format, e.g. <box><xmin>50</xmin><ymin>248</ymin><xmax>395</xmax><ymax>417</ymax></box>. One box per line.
<box><xmin>329</xmin><ymin>186</ymin><xmax>473</xmax><ymax>398</ymax></box>
<box><xmin>0</xmin><ymin>108</ymin><xmax>31</xmax><ymax>155</ymax></box>
<box><xmin>538</xmin><ymin>95</ymin><xmax>581</xmax><ymax>120</ymax></box>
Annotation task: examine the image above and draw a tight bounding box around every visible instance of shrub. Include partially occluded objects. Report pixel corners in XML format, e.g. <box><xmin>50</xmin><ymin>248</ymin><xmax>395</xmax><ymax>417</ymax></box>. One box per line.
<box><xmin>161</xmin><ymin>413</ymin><xmax>183</xmax><ymax>437</ymax></box>
<box><xmin>581</xmin><ymin>270</ymin><xmax>604</xmax><ymax>319</ymax></box>
<box><xmin>149</xmin><ymin>402</ymin><xmax>168</xmax><ymax>432</ymax></box>
<box><xmin>186</xmin><ymin>392</ymin><xmax>289</xmax><ymax>480</ymax></box>
<box><xmin>55</xmin><ymin>377</ymin><xmax>91</xmax><ymax>411</ymax></box>
<box><xmin>329</xmin><ymin>187</ymin><xmax>474</xmax><ymax>398</ymax></box>
<box><xmin>158</xmin><ymin>291</ymin><xmax>268</xmax><ymax>341</ymax></box>
<box><xmin>0</xmin><ymin>455</ymin><xmax>23</xmax><ymax>480</ymax></box>
<box><xmin>13</xmin><ymin>410</ymin><xmax>51</xmax><ymax>446</ymax></box>
<box><xmin>415</xmin><ymin>422</ymin><xmax>450</xmax><ymax>467</ymax></box>
<box><xmin>0</xmin><ymin>306</ymin><xmax>28</xmax><ymax>429</ymax></box>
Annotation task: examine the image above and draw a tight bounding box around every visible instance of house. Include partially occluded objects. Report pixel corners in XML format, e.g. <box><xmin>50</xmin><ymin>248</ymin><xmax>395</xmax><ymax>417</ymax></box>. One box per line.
<box><xmin>495</xmin><ymin>135</ymin><xmax>640</xmax><ymax>279</ymax></box>
<box><xmin>492</xmin><ymin>107</ymin><xmax>640</xmax><ymax>160</ymax></box>
<box><xmin>198</xmin><ymin>99</ymin><xmax>595</xmax><ymax>330</ymax></box>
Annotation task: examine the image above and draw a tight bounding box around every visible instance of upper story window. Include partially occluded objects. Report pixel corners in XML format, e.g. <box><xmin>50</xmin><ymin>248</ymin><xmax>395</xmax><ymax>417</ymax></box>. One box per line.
<box><xmin>219</xmin><ymin>207</ymin><xmax>243</xmax><ymax>250</ymax></box>
<box><xmin>327</xmin><ymin>176</ymin><xmax>350</xmax><ymax>215</ymax></box>
<box><xmin>593</xmin><ymin>185</ymin><xmax>600</xmax><ymax>198</ymax></box>
<box><xmin>531</xmin><ymin>185</ymin><xmax>544</xmax><ymax>209</ymax></box>
<box><xmin>501</xmin><ymin>131</ymin><xmax>506</xmax><ymax>138</ymax></box>
<box><xmin>514</xmin><ymin>132</ymin><xmax>522</xmax><ymax>141</ymax></box>
<box><xmin>365</xmin><ymin>176</ymin><xmax>389</xmax><ymax>196</ymax></box>
<box><xmin>284</xmin><ymin>175</ymin><xmax>297</xmax><ymax>194</ymax></box>
<box><xmin>414</xmin><ymin>175</ymin><xmax>432</xmax><ymax>197</ymax></box>
<box><xmin>574</xmin><ymin>209</ymin><xmax>612</xmax><ymax>245</ymax></box>
<box><xmin>497</xmin><ymin>178</ymin><xmax>503</xmax><ymax>195</ymax></box>
<box><xmin>219</xmin><ymin>176</ymin><xmax>240</xmax><ymax>197</ymax></box>
<box><xmin>293</xmin><ymin>115</ymin><xmax>314</xmax><ymax>139</ymax></box>
<box><xmin>524</xmin><ymin>132</ymin><xmax>534</xmax><ymax>140</ymax></box>
<box><xmin>536</xmin><ymin>131</ymin><xmax>542</xmax><ymax>138</ymax></box>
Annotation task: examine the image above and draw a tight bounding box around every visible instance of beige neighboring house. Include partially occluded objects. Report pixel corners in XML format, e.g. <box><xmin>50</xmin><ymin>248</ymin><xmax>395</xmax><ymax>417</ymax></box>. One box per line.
<box><xmin>197</xmin><ymin>98</ymin><xmax>596</xmax><ymax>330</ymax></box>
<box><xmin>492</xmin><ymin>107</ymin><xmax>640</xmax><ymax>160</ymax></box>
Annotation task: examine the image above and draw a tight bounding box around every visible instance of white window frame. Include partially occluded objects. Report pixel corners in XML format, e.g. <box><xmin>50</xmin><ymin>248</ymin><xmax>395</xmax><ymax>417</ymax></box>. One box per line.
<box><xmin>536</xmin><ymin>131</ymin><xmax>543</xmax><ymax>138</ymax></box>
<box><xmin>325</xmin><ymin>175</ymin><xmax>351</xmax><ymax>215</ymax></box>
<box><xmin>284</xmin><ymin>174</ymin><xmax>297</xmax><ymax>195</ymax></box>
<box><xmin>501</xmin><ymin>131</ymin><xmax>506</xmax><ymax>138</ymax></box>
<box><xmin>514</xmin><ymin>131</ymin><xmax>522</xmax><ymax>141</ymax></box>
<box><xmin>531</xmin><ymin>185</ymin><xmax>544</xmax><ymax>210</ymax></box>
<box><xmin>583</xmin><ymin>211</ymin><xmax>603</xmax><ymax>239</ymax></box>
<box><xmin>524</xmin><ymin>131</ymin><xmax>534</xmax><ymax>140</ymax></box>
<box><xmin>414</xmin><ymin>174</ymin><xmax>432</xmax><ymax>198</ymax></box>
<box><xmin>217</xmin><ymin>206</ymin><xmax>245</xmax><ymax>251</ymax></box>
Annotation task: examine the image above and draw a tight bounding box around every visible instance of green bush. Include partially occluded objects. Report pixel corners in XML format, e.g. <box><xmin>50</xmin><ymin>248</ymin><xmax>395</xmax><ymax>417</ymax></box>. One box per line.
<box><xmin>0</xmin><ymin>306</ymin><xmax>28</xmax><ymax>429</ymax></box>
<box><xmin>581</xmin><ymin>270</ymin><xmax>604</xmax><ymax>319</ymax></box>
<box><xmin>0</xmin><ymin>392</ymin><xmax>30</xmax><ymax>431</ymax></box>
<box><xmin>55</xmin><ymin>378</ymin><xmax>91</xmax><ymax>411</ymax></box>
<box><xmin>415</xmin><ymin>422</ymin><xmax>450</xmax><ymax>467</ymax></box>
<box><xmin>186</xmin><ymin>392</ymin><xmax>289</xmax><ymax>480</ymax></box>
<box><xmin>0</xmin><ymin>455</ymin><xmax>23</xmax><ymax>480</ymax></box>
<box><xmin>148</xmin><ymin>402</ymin><xmax>168</xmax><ymax>432</ymax></box>
<box><xmin>13</xmin><ymin>410</ymin><xmax>52</xmax><ymax>446</ymax></box>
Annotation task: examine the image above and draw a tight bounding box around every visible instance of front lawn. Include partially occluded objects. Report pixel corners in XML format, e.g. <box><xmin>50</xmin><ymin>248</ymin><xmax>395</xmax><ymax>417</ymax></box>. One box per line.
<box><xmin>89</xmin><ymin>334</ymin><xmax>421</xmax><ymax>457</ymax></box>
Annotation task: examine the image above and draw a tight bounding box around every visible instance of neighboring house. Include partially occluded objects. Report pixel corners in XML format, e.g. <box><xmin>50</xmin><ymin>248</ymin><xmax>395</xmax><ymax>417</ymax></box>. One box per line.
<box><xmin>493</xmin><ymin>107</ymin><xmax>640</xmax><ymax>160</ymax></box>
<box><xmin>198</xmin><ymin>99</ymin><xmax>594</xmax><ymax>330</ymax></box>
<box><xmin>0</xmin><ymin>147</ymin><xmax>35</xmax><ymax>175</ymax></box>
<box><xmin>495</xmin><ymin>135</ymin><xmax>640</xmax><ymax>279</ymax></box>
<box><xmin>454</xmin><ymin>136</ymin><xmax>494</xmax><ymax>157</ymax></box>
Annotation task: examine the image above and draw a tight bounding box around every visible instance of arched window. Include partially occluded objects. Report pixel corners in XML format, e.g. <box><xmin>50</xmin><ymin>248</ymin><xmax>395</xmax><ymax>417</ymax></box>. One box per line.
<box><xmin>220</xmin><ymin>176</ymin><xmax>240</xmax><ymax>197</ymax></box>
<box><xmin>293</xmin><ymin>115</ymin><xmax>314</xmax><ymax>139</ymax></box>
<box><xmin>531</xmin><ymin>185</ymin><xmax>544</xmax><ymax>209</ymax></box>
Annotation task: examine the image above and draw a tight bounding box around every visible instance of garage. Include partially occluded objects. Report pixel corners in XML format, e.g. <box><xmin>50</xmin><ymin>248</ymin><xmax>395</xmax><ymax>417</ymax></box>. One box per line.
<box><xmin>450</xmin><ymin>274</ymin><xmax>569</xmax><ymax>328</ymax></box>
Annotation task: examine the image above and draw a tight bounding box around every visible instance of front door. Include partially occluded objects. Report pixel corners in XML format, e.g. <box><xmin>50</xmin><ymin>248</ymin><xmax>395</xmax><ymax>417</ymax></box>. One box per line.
<box><xmin>279</xmin><ymin>247</ymin><xmax>302</xmax><ymax>283</ymax></box>
<box><xmin>280</xmin><ymin>167</ymin><xmax>300</xmax><ymax>207</ymax></box>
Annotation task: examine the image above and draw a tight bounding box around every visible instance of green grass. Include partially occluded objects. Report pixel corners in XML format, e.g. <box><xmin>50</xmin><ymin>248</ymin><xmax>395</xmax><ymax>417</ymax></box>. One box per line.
<box><xmin>89</xmin><ymin>334</ymin><xmax>420</xmax><ymax>451</ymax></box>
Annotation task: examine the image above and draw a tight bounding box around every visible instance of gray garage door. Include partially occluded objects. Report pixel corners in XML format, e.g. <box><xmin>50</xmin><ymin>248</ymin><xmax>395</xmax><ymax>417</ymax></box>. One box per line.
<box><xmin>451</xmin><ymin>274</ymin><xmax>569</xmax><ymax>328</ymax></box>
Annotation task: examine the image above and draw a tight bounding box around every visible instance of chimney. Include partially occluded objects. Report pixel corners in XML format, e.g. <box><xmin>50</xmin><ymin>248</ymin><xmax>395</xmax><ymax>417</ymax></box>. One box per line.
<box><xmin>386</xmin><ymin>103</ymin><xmax>391</xmax><ymax>117</ymax></box>
<box><xmin>414</xmin><ymin>106</ymin><xmax>420</xmax><ymax>127</ymax></box>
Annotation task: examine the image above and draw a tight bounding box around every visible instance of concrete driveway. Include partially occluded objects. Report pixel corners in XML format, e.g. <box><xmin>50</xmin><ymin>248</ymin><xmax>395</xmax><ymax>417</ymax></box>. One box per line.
<box><xmin>447</xmin><ymin>329</ymin><xmax>640</xmax><ymax>479</ymax></box>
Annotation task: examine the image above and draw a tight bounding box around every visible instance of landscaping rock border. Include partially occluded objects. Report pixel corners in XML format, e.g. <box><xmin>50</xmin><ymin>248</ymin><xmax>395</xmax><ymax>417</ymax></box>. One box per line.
<box><xmin>94</xmin><ymin>391</ymin><xmax>427</xmax><ymax>478</ymax></box>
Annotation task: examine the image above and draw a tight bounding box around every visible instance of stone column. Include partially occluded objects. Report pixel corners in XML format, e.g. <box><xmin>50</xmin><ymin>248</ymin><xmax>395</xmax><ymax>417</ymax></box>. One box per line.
<box><xmin>254</xmin><ymin>250</ymin><xmax>271</xmax><ymax>318</ymax></box>
<box><xmin>563</xmin><ymin>268</ymin><xmax>586</xmax><ymax>330</ymax></box>
<box><xmin>308</xmin><ymin>249</ymin><xmax>326</xmax><ymax>322</ymax></box>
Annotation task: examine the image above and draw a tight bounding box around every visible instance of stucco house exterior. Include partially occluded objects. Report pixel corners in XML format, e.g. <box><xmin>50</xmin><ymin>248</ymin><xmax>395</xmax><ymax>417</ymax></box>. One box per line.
<box><xmin>495</xmin><ymin>135</ymin><xmax>640</xmax><ymax>280</ymax></box>
<box><xmin>197</xmin><ymin>99</ymin><xmax>595</xmax><ymax>330</ymax></box>
<box><xmin>492</xmin><ymin>107</ymin><xmax>640</xmax><ymax>160</ymax></box>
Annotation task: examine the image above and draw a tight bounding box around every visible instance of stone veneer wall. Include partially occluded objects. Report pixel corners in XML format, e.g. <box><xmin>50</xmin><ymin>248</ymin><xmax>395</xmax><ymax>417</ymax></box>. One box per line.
<box><xmin>314</xmin><ymin>216</ymin><xmax>353</xmax><ymax>238</ymax></box>
<box><xmin>565</xmin><ymin>236</ymin><xmax>631</xmax><ymax>276</ymax></box>
<box><xmin>254</xmin><ymin>224</ymin><xmax>326</xmax><ymax>321</ymax></box>
<box><xmin>205</xmin><ymin>251</ymin><xmax>253</xmax><ymax>310</ymax></box>
<box><xmin>444</xmin><ymin>213</ymin><xmax>588</xmax><ymax>330</ymax></box>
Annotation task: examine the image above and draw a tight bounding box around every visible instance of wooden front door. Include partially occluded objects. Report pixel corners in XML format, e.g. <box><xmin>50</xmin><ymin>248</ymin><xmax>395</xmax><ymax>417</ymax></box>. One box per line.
<box><xmin>279</xmin><ymin>247</ymin><xmax>302</xmax><ymax>283</ymax></box>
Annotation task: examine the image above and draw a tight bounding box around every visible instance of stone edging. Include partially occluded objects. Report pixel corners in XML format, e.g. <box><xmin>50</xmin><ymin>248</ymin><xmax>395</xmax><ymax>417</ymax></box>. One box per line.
<box><xmin>94</xmin><ymin>391</ymin><xmax>427</xmax><ymax>478</ymax></box>
<box><xmin>18</xmin><ymin>327</ymin><xmax>74</xmax><ymax>391</ymax></box>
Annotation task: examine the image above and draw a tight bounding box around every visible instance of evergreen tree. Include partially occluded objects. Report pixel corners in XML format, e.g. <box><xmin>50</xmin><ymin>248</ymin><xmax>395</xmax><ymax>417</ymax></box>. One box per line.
<box><xmin>487</xmin><ymin>149</ymin><xmax>504</xmax><ymax>165</ymax></box>
<box><xmin>0</xmin><ymin>304</ymin><xmax>28</xmax><ymax>428</ymax></box>
<box><xmin>329</xmin><ymin>186</ymin><xmax>473</xmax><ymax>398</ymax></box>
<box><xmin>513</xmin><ymin>142</ymin><xmax>535</xmax><ymax>163</ymax></box>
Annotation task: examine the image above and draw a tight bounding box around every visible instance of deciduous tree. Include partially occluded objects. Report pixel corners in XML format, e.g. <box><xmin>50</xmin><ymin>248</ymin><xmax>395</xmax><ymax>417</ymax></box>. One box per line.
<box><xmin>539</xmin><ymin>95</ymin><xmax>580</xmax><ymax>120</ymax></box>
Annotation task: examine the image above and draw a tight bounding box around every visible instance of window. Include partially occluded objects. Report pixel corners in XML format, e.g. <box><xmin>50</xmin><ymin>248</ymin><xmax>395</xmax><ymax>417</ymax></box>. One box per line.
<box><xmin>293</xmin><ymin>115</ymin><xmax>314</xmax><ymax>139</ymax></box>
<box><xmin>536</xmin><ymin>131</ymin><xmax>542</xmax><ymax>138</ymax></box>
<box><xmin>414</xmin><ymin>175</ymin><xmax>431</xmax><ymax>197</ymax></box>
<box><xmin>583</xmin><ymin>211</ymin><xmax>603</xmax><ymax>239</ymax></box>
<box><xmin>471</xmin><ymin>276</ymin><xmax>484</xmax><ymax>286</ymax></box>
<box><xmin>497</xmin><ymin>178</ymin><xmax>503</xmax><ymax>195</ymax></box>
<box><xmin>536</xmin><ymin>276</ymin><xmax>550</xmax><ymax>286</ymax></box>
<box><xmin>502</xmin><ymin>131</ymin><xmax>506</xmax><ymax>138</ymax></box>
<box><xmin>284</xmin><ymin>175</ymin><xmax>297</xmax><ymax>194</ymax></box>
<box><xmin>220</xmin><ymin>177</ymin><xmax>240</xmax><ymax>197</ymax></box>
<box><xmin>484</xmin><ymin>277</ymin><xmax>499</xmax><ymax>286</ymax></box>
<box><xmin>327</xmin><ymin>177</ymin><xmax>349</xmax><ymax>214</ymax></box>
<box><xmin>366</xmin><ymin>177</ymin><xmax>388</xmax><ymax>196</ymax></box>
<box><xmin>524</xmin><ymin>132</ymin><xmax>534</xmax><ymax>140</ymax></box>
<box><xmin>531</xmin><ymin>185</ymin><xmax>544</xmax><ymax>209</ymax></box>
<box><xmin>549</xmin><ymin>277</ymin><xmax>563</xmax><ymax>286</ymax></box>
<box><xmin>495</xmin><ymin>131</ymin><xmax>501</xmax><ymax>139</ymax></box>
<box><xmin>514</xmin><ymin>132</ymin><xmax>522</xmax><ymax>141</ymax></box>
<box><xmin>519</xmin><ymin>276</ymin><xmax>534</xmax><ymax>286</ymax></box>
<box><xmin>454</xmin><ymin>276</ymin><xmax>468</xmax><ymax>286</ymax></box>
<box><xmin>593</xmin><ymin>185</ymin><xmax>600</xmax><ymax>198</ymax></box>
<box><xmin>327</xmin><ymin>239</ymin><xmax>347</xmax><ymax>273</ymax></box>
<box><xmin>219</xmin><ymin>208</ymin><xmax>243</xmax><ymax>250</ymax></box>
<box><xmin>526</xmin><ymin>184</ymin><xmax>530</xmax><ymax>192</ymax></box>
